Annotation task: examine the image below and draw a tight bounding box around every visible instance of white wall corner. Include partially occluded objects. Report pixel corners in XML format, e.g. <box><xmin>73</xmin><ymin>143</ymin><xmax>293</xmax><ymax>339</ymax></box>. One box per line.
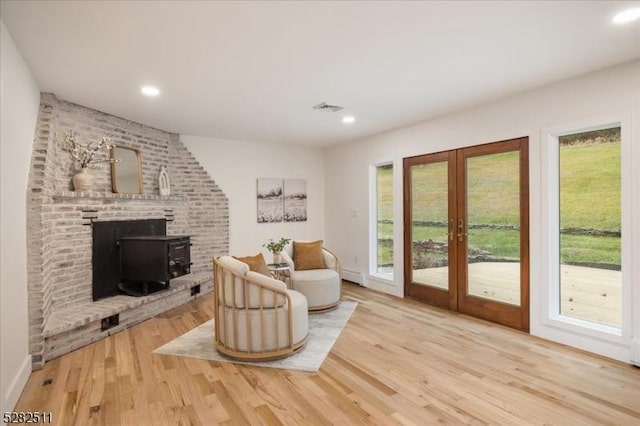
<box><xmin>364</xmin><ymin>275</ymin><xmax>404</xmax><ymax>298</ymax></box>
<box><xmin>1</xmin><ymin>19</ymin><xmax>39</xmax><ymax>415</ymax></box>
<box><xmin>342</xmin><ymin>268</ymin><xmax>364</xmax><ymax>285</ymax></box>
<box><xmin>631</xmin><ymin>337</ymin><xmax>640</xmax><ymax>366</ymax></box>
<box><xmin>180</xmin><ymin>134</ymin><xmax>326</xmax><ymax>256</ymax></box>
<box><xmin>1</xmin><ymin>355</ymin><xmax>31</xmax><ymax>413</ymax></box>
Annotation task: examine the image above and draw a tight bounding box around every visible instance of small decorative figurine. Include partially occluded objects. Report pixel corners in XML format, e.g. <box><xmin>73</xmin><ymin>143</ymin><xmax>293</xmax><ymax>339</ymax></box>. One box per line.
<box><xmin>158</xmin><ymin>165</ymin><xmax>171</xmax><ymax>196</ymax></box>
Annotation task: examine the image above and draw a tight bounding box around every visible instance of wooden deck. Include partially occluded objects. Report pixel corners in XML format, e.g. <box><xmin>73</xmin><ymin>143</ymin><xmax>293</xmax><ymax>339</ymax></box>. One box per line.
<box><xmin>413</xmin><ymin>262</ymin><xmax>622</xmax><ymax>327</ymax></box>
<box><xmin>13</xmin><ymin>283</ymin><xmax>639</xmax><ymax>425</ymax></box>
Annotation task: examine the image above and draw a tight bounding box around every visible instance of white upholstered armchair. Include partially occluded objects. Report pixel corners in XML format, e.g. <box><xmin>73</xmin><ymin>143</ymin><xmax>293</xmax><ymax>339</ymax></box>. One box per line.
<box><xmin>213</xmin><ymin>256</ymin><xmax>308</xmax><ymax>360</ymax></box>
<box><xmin>282</xmin><ymin>240</ymin><xmax>342</xmax><ymax>312</ymax></box>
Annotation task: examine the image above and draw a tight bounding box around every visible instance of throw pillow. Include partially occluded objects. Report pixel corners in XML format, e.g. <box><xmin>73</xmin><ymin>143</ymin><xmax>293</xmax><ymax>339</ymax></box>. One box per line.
<box><xmin>233</xmin><ymin>253</ymin><xmax>271</xmax><ymax>277</ymax></box>
<box><xmin>293</xmin><ymin>240</ymin><xmax>326</xmax><ymax>270</ymax></box>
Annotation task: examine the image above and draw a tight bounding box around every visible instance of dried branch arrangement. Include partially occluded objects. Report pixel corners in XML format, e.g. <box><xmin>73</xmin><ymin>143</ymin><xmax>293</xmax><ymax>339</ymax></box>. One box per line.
<box><xmin>61</xmin><ymin>131</ymin><xmax>116</xmax><ymax>168</ymax></box>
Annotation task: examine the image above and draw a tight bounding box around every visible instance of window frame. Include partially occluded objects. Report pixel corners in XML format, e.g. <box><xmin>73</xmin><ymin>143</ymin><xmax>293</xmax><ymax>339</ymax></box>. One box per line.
<box><xmin>541</xmin><ymin>115</ymin><xmax>632</xmax><ymax>345</ymax></box>
<box><xmin>369</xmin><ymin>161</ymin><xmax>395</xmax><ymax>282</ymax></box>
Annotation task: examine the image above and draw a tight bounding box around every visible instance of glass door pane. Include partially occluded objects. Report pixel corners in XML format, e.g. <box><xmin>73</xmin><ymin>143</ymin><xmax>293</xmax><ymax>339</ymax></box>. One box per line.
<box><xmin>404</xmin><ymin>151</ymin><xmax>456</xmax><ymax>310</ymax></box>
<box><xmin>410</xmin><ymin>161</ymin><xmax>450</xmax><ymax>289</ymax></box>
<box><xmin>465</xmin><ymin>151</ymin><xmax>521</xmax><ymax>306</ymax></box>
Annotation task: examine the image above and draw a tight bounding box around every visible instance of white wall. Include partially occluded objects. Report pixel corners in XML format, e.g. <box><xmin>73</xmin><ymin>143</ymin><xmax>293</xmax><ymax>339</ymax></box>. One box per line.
<box><xmin>0</xmin><ymin>20</ymin><xmax>41</xmax><ymax>412</ymax></box>
<box><xmin>181</xmin><ymin>135</ymin><xmax>325</xmax><ymax>258</ymax></box>
<box><xmin>325</xmin><ymin>60</ymin><xmax>640</xmax><ymax>362</ymax></box>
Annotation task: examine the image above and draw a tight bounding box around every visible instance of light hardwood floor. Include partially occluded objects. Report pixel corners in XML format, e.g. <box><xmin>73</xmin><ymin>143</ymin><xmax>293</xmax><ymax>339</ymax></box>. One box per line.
<box><xmin>15</xmin><ymin>283</ymin><xmax>640</xmax><ymax>425</ymax></box>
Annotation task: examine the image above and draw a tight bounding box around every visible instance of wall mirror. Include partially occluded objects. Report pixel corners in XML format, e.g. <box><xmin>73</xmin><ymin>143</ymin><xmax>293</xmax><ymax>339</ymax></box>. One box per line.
<box><xmin>110</xmin><ymin>145</ymin><xmax>143</xmax><ymax>194</ymax></box>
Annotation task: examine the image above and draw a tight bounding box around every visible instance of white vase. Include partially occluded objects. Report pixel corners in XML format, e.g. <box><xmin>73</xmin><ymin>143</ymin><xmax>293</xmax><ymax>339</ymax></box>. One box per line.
<box><xmin>273</xmin><ymin>252</ymin><xmax>283</xmax><ymax>264</ymax></box>
<box><xmin>72</xmin><ymin>167</ymin><xmax>94</xmax><ymax>191</ymax></box>
<box><xmin>158</xmin><ymin>165</ymin><xmax>171</xmax><ymax>196</ymax></box>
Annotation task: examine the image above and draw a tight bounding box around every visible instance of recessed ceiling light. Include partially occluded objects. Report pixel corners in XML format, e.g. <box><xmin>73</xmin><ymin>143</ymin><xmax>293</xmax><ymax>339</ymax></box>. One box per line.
<box><xmin>342</xmin><ymin>116</ymin><xmax>355</xmax><ymax>124</ymax></box>
<box><xmin>612</xmin><ymin>7</ymin><xmax>640</xmax><ymax>24</ymax></box>
<box><xmin>141</xmin><ymin>86</ymin><xmax>160</xmax><ymax>97</ymax></box>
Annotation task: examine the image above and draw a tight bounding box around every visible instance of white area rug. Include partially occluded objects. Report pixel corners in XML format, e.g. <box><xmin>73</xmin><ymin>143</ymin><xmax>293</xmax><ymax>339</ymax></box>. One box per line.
<box><xmin>153</xmin><ymin>301</ymin><xmax>357</xmax><ymax>372</ymax></box>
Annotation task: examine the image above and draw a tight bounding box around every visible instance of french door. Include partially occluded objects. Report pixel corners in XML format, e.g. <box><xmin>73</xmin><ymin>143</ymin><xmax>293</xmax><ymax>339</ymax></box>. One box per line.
<box><xmin>403</xmin><ymin>137</ymin><xmax>529</xmax><ymax>331</ymax></box>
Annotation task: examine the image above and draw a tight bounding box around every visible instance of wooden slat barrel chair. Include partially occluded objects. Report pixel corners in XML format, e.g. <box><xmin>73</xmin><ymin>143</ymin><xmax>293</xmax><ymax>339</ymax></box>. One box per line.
<box><xmin>213</xmin><ymin>256</ymin><xmax>308</xmax><ymax>361</ymax></box>
<box><xmin>282</xmin><ymin>240</ymin><xmax>342</xmax><ymax>313</ymax></box>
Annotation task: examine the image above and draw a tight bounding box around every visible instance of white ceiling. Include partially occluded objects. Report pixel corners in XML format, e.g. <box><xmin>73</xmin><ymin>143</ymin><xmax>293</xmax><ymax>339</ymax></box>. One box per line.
<box><xmin>2</xmin><ymin>1</ymin><xmax>639</xmax><ymax>146</ymax></box>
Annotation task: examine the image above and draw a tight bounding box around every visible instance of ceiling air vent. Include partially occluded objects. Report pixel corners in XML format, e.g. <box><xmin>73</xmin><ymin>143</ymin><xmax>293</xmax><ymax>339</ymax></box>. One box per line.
<box><xmin>312</xmin><ymin>102</ymin><xmax>343</xmax><ymax>112</ymax></box>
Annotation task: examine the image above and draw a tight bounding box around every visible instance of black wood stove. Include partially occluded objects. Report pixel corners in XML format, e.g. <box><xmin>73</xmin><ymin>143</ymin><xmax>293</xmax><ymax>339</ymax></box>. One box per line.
<box><xmin>118</xmin><ymin>235</ymin><xmax>191</xmax><ymax>296</ymax></box>
<box><xmin>92</xmin><ymin>219</ymin><xmax>191</xmax><ymax>300</ymax></box>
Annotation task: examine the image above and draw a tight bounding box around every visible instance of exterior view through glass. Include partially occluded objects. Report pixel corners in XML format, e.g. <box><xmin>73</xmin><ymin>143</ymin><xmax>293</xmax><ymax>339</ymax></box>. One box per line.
<box><xmin>559</xmin><ymin>127</ymin><xmax>621</xmax><ymax>327</ymax></box>
<box><xmin>376</xmin><ymin>164</ymin><xmax>393</xmax><ymax>277</ymax></box>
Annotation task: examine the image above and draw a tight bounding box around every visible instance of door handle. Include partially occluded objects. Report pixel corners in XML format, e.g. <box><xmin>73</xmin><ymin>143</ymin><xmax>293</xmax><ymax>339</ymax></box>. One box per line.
<box><xmin>448</xmin><ymin>219</ymin><xmax>454</xmax><ymax>241</ymax></box>
<box><xmin>457</xmin><ymin>219</ymin><xmax>468</xmax><ymax>242</ymax></box>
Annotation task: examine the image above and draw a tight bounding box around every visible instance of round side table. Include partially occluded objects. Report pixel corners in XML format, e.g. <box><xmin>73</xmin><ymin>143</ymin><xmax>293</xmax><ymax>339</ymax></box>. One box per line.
<box><xmin>267</xmin><ymin>263</ymin><xmax>292</xmax><ymax>288</ymax></box>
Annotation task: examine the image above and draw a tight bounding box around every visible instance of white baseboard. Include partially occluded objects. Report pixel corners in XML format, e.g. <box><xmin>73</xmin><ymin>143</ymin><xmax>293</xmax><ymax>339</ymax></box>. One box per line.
<box><xmin>2</xmin><ymin>354</ymin><xmax>31</xmax><ymax>413</ymax></box>
<box><xmin>342</xmin><ymin>268</ymin><xmax>363</xmax><ymax>285</ymax></box>
<box><xmin>365</xmin><ymin>276</ymin><xmax>404</xmax><ymax>298</ymax></box>
<box><xmin>631</xmin><ymin>337</ymin><xmax>640</xmax><ymax>366</ymax></box>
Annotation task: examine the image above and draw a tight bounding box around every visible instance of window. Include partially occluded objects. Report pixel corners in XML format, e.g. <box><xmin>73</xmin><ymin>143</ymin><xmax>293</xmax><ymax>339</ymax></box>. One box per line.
<box><xmin>558</xmin><ymin>127</ymin><xmax>621</xmax><ymax>328</ymax></box>
<box><xmin>372</xmin><ymin>163</ymin><xmax>393</xmax><ymax>278</ymax></box>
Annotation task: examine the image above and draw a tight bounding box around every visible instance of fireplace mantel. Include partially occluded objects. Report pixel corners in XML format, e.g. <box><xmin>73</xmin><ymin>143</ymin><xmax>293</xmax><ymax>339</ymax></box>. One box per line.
<box><xmin>50</xmin><ymin>190</ymin><xmax>186</xmax><ymax>202</ymax></box>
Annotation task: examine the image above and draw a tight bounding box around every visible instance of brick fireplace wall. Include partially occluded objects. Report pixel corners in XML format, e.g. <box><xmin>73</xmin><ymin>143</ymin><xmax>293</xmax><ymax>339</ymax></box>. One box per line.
<box><xmin>27</xmin><ymin>93</ymin><xmax>229</xmax><ymax>367</ymax></box>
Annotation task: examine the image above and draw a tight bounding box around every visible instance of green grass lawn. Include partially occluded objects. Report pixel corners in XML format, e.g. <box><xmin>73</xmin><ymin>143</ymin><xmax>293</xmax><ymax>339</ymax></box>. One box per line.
<box><xmin>560</xmin><ymin>142</ymin><xmax>621</xmax><ymax>231</ymax></box>
<box><xmin>378</xmin><ymin>223</ymin><xmax>620</xmax><ymax>265</ymax></box>
<box><xmin>376</xmin><ymin>140</ymin><xmax>621</xmax><ymax>267</ymax></box>
<box><xmin>376</xmin><ymin>164</ymin><xmax>394</xmax><ymax>220</ymax></box>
